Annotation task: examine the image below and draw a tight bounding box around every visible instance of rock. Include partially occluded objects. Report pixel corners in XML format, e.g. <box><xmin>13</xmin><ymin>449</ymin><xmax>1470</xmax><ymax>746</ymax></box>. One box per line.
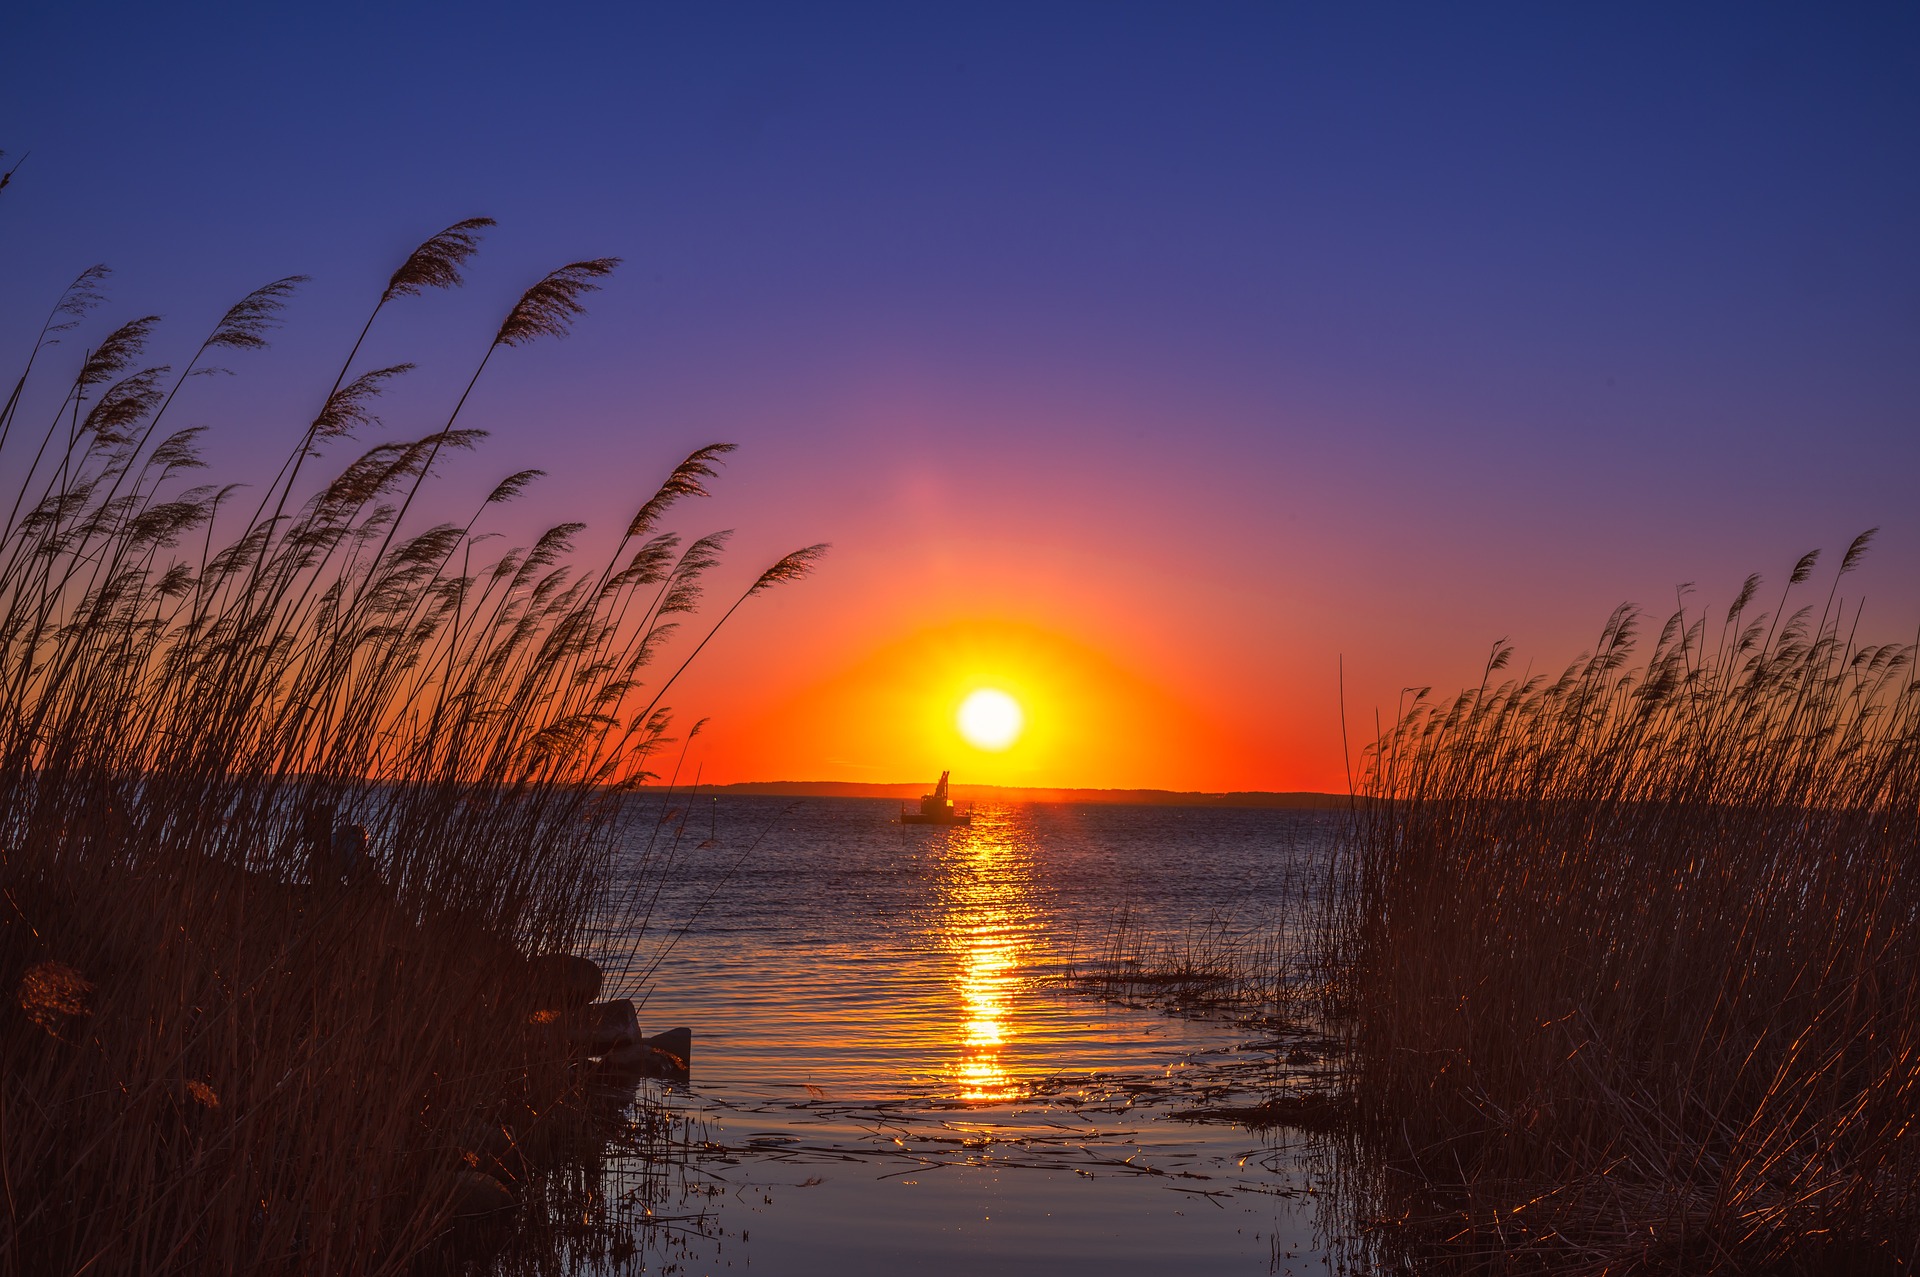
<box><xmin>458</xmin><ymin>1118</ymin><xmax>511</xmax><ymax>1159</ymax></box>
<box><xmin>450</xmin><ymin>1168</ymin><xmax>515</xmax><ymax>1218</ymax></box>
<box><xmin>529</xmin><ymin>953</ymin><xmax>602</xmax><ymax>1007</ymax></box>
<box><xmin>600</xmin><ymin>1042</ymin><xmax>680</xmax><ymax>1080</ymax></box>
<box><xmin>457</xmin><ymin>1119</ymin><xmax>522</xmax><ymax>1182</ymax></box>
<box><xmin>600</xmin><ymin>1027</ymin><xmax>691</xmax><ymax>1081</ymax></box>
<box><xmin>646</xmin><ymin>1026</ymin><xmax>691</xmax><ymax>1068</ymax></box>
<box><xmin>334</xmin><ymin>822</ymin><xmax>376</xmax><ymax>885</ymax></box>
<box><xmin>575</xmin><ymin>998</ymin><xmax>639</xmax><ymax>1055</ymax></box>
<box><xmin>301</xmin><ymin>801</ymin><xmax>379</xmax><ymax>889</ymax></box>
<box><xmin>509</xmin><ymin>1098</ymin><xmax>600</xmax><ymax>1170</ymax></box>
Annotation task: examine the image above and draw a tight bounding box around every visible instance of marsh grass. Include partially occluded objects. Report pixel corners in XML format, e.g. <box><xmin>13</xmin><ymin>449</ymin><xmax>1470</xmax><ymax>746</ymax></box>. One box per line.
<box><xmin>451</xmin><ymin>1085</ymin><xmax>726</xmax><ymax>1277</ymax></box>
<box><xmin>1066</xmin><ymin>870</ymin><xmax>1325</xmax><ymax>1030</ymax></box>
<box><xmin>0</xmin><ymin>225</ymin><xmax>819</xmax><ymax>1275</ymax></box>
<box><xmin>1317</xmin><ymin>538</ymin><xmax>1920</xmax><ymax>1274</ymax></box>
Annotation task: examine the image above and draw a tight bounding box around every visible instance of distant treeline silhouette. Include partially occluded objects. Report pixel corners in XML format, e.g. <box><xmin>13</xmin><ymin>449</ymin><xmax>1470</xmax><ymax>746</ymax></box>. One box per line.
<box><xmin>676</xmin><ymin>780</ymin><xmax>1348</xmax><ymax>808</ymax></box>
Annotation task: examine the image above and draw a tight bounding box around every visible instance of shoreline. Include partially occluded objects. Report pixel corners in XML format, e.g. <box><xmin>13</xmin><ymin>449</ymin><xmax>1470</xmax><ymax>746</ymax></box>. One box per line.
<box><xmin>646</xmin><ymin>780</ymin><xmax>1351</xmax><ymax>809</ymax></box>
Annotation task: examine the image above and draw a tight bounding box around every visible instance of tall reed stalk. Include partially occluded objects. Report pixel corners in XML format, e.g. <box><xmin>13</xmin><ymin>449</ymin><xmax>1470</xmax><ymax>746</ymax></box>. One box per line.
<box><xmin>0</xmin><ymin>224</ymin><xmax>820</xmax><ymax>1275</ymax></box>
<box><xmin>1318</xmin><ymin>539</ymin><xmax>1920</xmax><ymax>1274</ymax></box>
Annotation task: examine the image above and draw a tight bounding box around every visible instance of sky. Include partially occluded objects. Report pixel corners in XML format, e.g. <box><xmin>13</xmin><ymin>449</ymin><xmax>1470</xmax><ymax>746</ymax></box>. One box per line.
<box><xmin>3</xmin><ymin>3</ymin><xmax>1917</xmax><ymax>792</ymax></box>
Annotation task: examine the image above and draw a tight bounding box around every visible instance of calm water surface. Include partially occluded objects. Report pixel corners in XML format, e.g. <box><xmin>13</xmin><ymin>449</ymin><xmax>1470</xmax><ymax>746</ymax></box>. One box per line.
<box><xmin>586</xmin><ymin>797</ymin><xmax>1338</xmax><ymax>1275</ymax></box>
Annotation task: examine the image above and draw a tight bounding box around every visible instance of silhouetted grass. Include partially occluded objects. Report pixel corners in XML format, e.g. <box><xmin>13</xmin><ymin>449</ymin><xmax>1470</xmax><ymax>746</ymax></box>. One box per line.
<box><xmin>0</xmin><ymin>225</ymin><xmax>819</xmax><ymax>1274</ymax></box>
<box><xmin>1065</xmin><ymin>827</ymin><xmax>1331</xmax><ymax>1032</ymax></box>
<box><xmin>1065</xmin><ymin>904</ymin><xmax>1312</xmax><ymax>1026</ymax></box>
<box><xmin>1316</xmin><ymin>538</ymin><xmax>1920</xmax><ymax>1274</ymax></box>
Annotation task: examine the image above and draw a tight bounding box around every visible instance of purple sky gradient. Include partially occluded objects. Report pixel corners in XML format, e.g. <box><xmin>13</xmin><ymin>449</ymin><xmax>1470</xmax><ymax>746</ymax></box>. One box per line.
<box><xmin>4</xmin><ymin>3</ymin><xmax>1917</xmax><ymax>787</ymax></box>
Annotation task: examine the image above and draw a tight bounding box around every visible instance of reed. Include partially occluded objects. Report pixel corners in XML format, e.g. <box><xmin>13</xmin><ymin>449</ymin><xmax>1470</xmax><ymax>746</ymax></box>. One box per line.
<box><xmin>1066</xmin><ymin>900</ymin><xmax>1315</xmax><ymax>1027</ymax></box>
<box><xmin>0</xmin><ymin>225</ymin><xmax>820</xmax><ymax>1275</ymax></box>
<box><xmin>1316</xmin><ymin>538</ymin><xmax>1920</xmax><ymax>1274</ymax></box>
<box><xmin>1063</xmin><ymin>813</ymin><xmax>1333</xmax><ymax>1033</ymax></box>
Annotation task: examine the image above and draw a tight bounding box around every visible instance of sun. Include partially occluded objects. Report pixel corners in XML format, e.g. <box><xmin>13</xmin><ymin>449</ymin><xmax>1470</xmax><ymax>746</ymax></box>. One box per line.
<box><xmin>957</xmin><ymin>689</ymin><xmax>1024</xmax><ymax>751</ymax></box>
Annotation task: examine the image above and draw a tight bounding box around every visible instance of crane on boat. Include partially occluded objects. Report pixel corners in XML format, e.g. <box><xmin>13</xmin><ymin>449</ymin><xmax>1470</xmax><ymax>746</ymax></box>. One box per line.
<box><xmin>899</xmin><ymin>771</ymin><xmax>973</xmax><ymax>825</ymax></box>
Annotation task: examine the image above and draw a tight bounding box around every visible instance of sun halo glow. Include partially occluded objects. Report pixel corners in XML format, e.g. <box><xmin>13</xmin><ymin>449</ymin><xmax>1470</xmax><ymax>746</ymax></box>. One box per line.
<box><xmin>957</xmin><ymin>689</ymin><xmax>1024</xmax><ymax>751</ymax></box>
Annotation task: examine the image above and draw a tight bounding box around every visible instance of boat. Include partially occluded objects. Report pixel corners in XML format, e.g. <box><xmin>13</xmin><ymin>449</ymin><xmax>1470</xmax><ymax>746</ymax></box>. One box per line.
<box><xmin>899</xmin><ymin>771</ymin><xmax>973</xmax><ymax>825</ymax></box>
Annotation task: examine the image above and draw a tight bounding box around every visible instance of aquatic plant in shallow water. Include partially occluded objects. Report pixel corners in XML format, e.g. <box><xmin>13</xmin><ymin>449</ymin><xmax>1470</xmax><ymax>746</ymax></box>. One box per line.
<box><xmin>0</xmin><ymin>217</ymin><xmax>820</xmax><ymax>1275</ymax></box>
<box><xmin>1317</xmin><ymin>537</ymin><xmax>1920</xmax><ymax>1274</ymax></box>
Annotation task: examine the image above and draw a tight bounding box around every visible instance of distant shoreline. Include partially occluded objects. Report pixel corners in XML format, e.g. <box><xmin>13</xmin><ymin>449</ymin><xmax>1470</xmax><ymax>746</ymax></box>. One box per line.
<box><xmin>649</xmin><ymin>780</ymin><xmax>1351</xmax><ymax>809</ymax></box>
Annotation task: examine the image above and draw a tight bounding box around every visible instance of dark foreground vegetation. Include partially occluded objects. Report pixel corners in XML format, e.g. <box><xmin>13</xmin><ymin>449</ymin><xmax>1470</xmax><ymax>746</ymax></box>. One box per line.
<box><xmin>0</xmin><ymin>221</ymin><xmax>818</xmax><ymax>1274</ymax></box>
<box><xmin>1317</xmin><ymin>541</ymin><xmax>1920</xmax><ymax>1274</ymax></box>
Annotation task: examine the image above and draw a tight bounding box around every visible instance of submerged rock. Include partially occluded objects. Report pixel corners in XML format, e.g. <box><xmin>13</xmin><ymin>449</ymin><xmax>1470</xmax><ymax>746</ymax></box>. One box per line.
<box><xmin>645</xmin><ymin>1026</ymin><xmax>691</xmax><ymax>1067</ymax></box>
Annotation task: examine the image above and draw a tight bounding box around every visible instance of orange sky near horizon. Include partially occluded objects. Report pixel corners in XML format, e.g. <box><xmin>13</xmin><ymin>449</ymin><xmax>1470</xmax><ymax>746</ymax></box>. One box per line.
<box><xmin>633</xmin><ymin>439</ymin><xmax>1359</xmax><ymax>795</ymax></box>
<box><xmin>615</xmin><ymin>427</ymin><xmax>1920</xmax><ymax>798</ymax></box>
<box><xmin>683</xmin><ymin>617</ymin><xmax>1261</xmax><ymax>792</ymax></box>
<box><xmin>638</xmin><ymin>444</ymin><xmax>1363</xmax><ymax>797</ymax></box>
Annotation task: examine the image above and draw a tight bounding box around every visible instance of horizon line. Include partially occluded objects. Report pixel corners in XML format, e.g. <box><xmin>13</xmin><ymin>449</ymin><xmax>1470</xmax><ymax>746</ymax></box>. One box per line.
<box><xmin>645</xmin><ymin>779</ymin><xmax>1351</xmax><ymax>809</ymax></box>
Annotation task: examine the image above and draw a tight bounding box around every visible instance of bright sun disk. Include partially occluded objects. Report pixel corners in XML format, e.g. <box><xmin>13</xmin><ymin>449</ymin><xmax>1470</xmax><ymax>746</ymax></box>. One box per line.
<box><xmin>957</xmin><ymin>689</ymin><xmax>1024</xmax><ymax>751</ymax></box>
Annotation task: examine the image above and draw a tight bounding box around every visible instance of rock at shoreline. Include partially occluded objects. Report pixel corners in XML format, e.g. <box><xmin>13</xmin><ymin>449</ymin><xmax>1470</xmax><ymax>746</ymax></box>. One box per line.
<box><xmin>450</xmin><ymin>1168</ymin><xmax>515</xmax><ymax>1219</ymax></box>
<box><xmin>600</xmin><ymin>1027</ymin><xmax>691</xmax><ymax>1082</ymax></box>
<box><xmin>457</xmin><ymin>1118</ymin><xmax>524</xmax><ymax>1184</ymax></box>
<box><xmin>302</xmin><ymin>806</ymin><xmax>378</xmax><ymax>889</ymax></box>
<box><xmin>577</xmin><ymin>998</ymin><xmax>639</xmax><ymax>1055</ymax></box>
<box><xmin>645</xmin><ymin>1026</ymin><xmax>690</xmax><ymax>1067</ymax></box>
<box><xmin>529</xmin><ymin>953</ymin><xmax>602</xmax><ymax>1006</ymax></box>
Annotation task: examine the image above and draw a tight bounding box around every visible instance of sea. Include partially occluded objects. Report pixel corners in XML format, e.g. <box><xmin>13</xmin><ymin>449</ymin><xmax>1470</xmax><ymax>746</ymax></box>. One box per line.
<box><xmin>580</xmin><ymin>796</ymin><xmax>1342</xmax><ymax>1276</ymax></box>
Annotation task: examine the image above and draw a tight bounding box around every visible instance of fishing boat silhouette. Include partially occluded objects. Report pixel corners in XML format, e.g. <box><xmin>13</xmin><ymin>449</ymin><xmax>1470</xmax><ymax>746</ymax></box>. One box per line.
<box><xmin>899</xmin><ymin>771</ymin><xmax>973</xmax><ymax>825</ymax></box>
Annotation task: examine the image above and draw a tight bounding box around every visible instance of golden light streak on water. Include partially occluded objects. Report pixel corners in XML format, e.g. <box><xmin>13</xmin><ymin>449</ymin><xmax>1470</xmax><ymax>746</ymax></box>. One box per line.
<box><xmin>941</xmin><ymin>809</ymin><xmax>1039</xmax><ymax>1100</ymax></box>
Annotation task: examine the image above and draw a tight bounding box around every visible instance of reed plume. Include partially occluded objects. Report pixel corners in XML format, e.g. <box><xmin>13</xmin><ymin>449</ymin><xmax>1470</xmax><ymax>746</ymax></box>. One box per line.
<box><xmin>382</xmin><ymin>216</ymin><xmax>496</xmax><ymax>302</ymax></box>
<box><xmin>0</xmin><ymin>225</ymin><xmax>814</xmax><ymax>1276</ymax></box>
<box><xmin>202</xmin><ymin>274</ymin><xmax>306</xmax><ymax>353</ymax></box>
<box><xmin>495</xmin><ymin>259</ymin><xmax>621</xmax><ymax>348</ymax></box>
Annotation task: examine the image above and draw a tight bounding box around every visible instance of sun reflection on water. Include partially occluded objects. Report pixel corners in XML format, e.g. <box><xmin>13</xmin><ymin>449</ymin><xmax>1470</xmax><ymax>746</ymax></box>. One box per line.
<box><xmin>939</xmin><ymin>810</ymin><xmax>1039</xmax><ymax>1100</ymax></box>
